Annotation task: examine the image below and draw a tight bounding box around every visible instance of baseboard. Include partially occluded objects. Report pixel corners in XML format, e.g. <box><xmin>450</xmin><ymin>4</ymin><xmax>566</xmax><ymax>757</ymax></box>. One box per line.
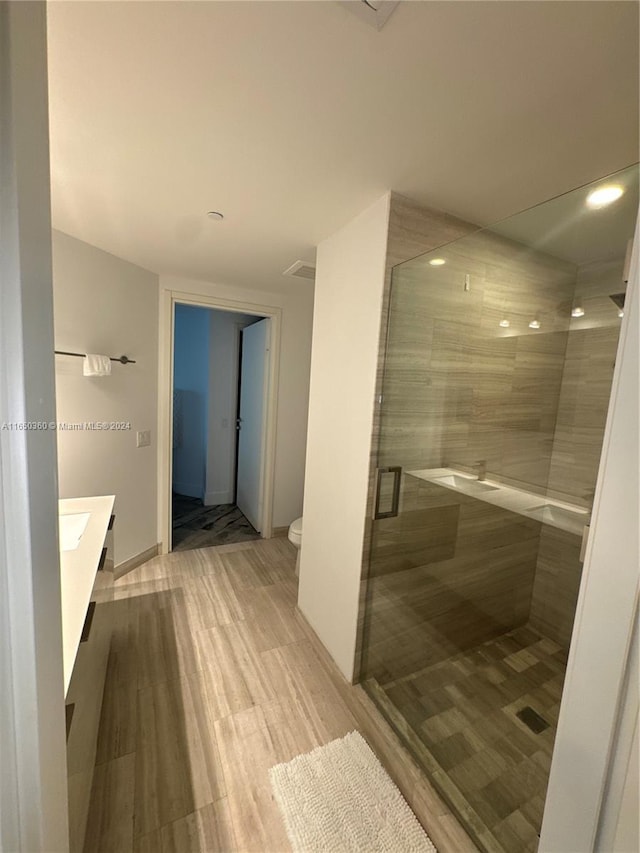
<box><xmin>204</xmin><ymin>489</ymin><xmax>233</xmax><ymax>506</ymax></box>
<box><xmin>271</xmin><ymin>526</ymin><xmax>289</xmax><ymax>538</ymax></box>
<box><xmin>114</xmin><ymin>544</ymin><xmax>160</xmax><ymax>580</ymax></box>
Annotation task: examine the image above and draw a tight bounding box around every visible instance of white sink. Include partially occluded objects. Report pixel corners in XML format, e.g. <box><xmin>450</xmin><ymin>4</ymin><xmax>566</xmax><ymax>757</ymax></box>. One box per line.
<box><xmin>433</xmin><ymin>474</ymin><xmax>499</xmax><ymax>493</ymax></box>
<box><xmin>59</xmin><ymin>512</ymin><xmax>91</xmax><ymax>552</ymax></box>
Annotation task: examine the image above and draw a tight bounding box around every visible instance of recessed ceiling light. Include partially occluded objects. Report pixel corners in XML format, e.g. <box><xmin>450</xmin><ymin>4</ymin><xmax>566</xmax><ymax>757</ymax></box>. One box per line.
<box><xmin>206</xmin><ymin>211</ymin><xmax>224</xmax><ymax>221</ymax></box>
<box><xmin>571</xmin><ymin>307</ymin><xmax>585</xmax><ymax>318</ymax></box>
<box><xmin>499</xmin><ymin>319</ymin><xmax>510</xmax><ymax>328</ymax></box>
<box><xmin>429</xmin><ymin>258</ymin><xmax>446</xmax><ymax>266</ymax></box>
<box><xmin>586</xmin><ymin>185</ymin><xmax>624</xmax><ymax>209</ymax></box>
<box><xmin>529</xmin><ymin>319</ymin><xmax>541</xmax><ymax>329</ymax></box>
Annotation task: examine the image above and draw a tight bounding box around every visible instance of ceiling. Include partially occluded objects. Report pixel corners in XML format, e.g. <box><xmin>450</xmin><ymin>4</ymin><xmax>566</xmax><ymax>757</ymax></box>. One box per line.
<box><xmin>490</xmin><ymin>163</ymin><xmax>640</xmax><ymax>266</ymax></box>
<box><xmin>46</xmin><ymin>1</ymin><xmax>639</xmax><ymax>294</ymax></box>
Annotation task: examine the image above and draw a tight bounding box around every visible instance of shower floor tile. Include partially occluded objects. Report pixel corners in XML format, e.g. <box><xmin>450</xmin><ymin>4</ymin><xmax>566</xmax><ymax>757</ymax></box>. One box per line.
<box><xmin>373</xmin><ymin>624</ymin><xmax>567</xmax><ymax>853</ymax></box>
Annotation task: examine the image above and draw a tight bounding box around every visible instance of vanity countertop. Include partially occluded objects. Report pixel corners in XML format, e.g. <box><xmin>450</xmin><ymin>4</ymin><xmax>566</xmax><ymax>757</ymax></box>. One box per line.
<box><xmin>59</xmin><ymin>494</ymin><xmax>114</xmax><ymax>696</ymax></box>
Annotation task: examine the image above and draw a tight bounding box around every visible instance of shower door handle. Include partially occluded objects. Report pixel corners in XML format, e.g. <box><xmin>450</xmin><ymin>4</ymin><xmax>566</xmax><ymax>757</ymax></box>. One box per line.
<box><xmin>373</xmin><ymin>466</ymin><xmax>402</xmax><ymax>520</ymax></box>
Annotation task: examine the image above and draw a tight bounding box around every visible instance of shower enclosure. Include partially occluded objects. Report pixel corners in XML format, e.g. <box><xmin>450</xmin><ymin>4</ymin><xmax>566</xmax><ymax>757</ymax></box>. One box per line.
<box><xmin>359</xmin><ymin>165</ymin><xmax>638</xmax><ymax>852</ymax></box>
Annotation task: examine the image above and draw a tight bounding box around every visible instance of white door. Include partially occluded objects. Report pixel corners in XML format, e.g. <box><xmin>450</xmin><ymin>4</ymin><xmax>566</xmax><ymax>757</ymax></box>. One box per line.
<box><xmin>236</xmin><ymin>319</ymin><xmax>269</xmax><ymax>531</ymax></box>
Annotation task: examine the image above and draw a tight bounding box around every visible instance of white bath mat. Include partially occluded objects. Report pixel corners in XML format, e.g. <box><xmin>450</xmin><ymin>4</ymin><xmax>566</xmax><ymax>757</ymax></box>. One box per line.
<box><xmin>269</xmin><ymin>730</ymin><xmax>437</xmax><ymax>853</ymax></box>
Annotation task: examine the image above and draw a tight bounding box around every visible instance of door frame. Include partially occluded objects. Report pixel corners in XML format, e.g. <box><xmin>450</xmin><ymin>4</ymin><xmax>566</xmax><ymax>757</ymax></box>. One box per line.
<box><xmin>159</xmin><ymin>289</ymin><xmax>281</xmax><ymax>552</ymax></box>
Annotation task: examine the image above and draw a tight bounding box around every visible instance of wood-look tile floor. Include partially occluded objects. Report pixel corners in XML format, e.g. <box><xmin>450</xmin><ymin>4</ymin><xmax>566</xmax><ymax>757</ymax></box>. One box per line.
<box><xmin>372</xmin><ymin>625</ymin><xmax>568</xmax><ymax>853</ymax></box>
<box><xmin>85</xmin><ymin>539</ymin><xmax>477</xmax><ymax>853</ymax></box>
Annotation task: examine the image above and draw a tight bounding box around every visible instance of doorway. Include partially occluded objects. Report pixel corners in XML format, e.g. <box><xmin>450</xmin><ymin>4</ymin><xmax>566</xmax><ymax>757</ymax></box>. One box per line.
<box><xmin>170</xmin><ymin>302</ymin><xmax>270</xmax><ymax>551</ymax></box>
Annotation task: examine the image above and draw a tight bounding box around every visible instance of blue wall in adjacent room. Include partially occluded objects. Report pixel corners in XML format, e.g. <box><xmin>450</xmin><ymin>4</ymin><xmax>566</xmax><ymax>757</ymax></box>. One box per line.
<box><xmin>172</xmin><ymin>303</ymin><xmax>210</xmax><ymax>498</ymax></box>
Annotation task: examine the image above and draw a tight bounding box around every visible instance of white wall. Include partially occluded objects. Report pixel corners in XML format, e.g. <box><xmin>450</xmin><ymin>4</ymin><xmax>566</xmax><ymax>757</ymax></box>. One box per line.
<box><xmin>160</xmin><ymin>276</ymin><xmax>314</xmax><ymax>530</ymax></box>
<box><xmin>297</xmin><ymin>193</ymin><xmax>391</xmax><ymax>681</ymax></box>
<box><xmin>173</xmin><ymin>303</ymin><xmax>210</xmax><ymax>499</ymax></box>
<box><xmin>600</xmin><ymin>612</ymin><xmax>639</xmax><ymax>853</ymax></box>
<box><xmin>611</xmin><ymin>716</ymin><xmax>639</xmax><ymax>853</ymax></box>
<box><xmin>206</xmin><ymin>309</ymin><xmax>257</xmax><ymax>506</ymax></box>
<box><xmin>52</xmin><ymin>230</ymin><xmax>159</xmax><ymax>566</ymax></box>
<box><xmin>0</xmin><ymin>4</ymin><xmax>68</xmax><ymax>849</ymax></box>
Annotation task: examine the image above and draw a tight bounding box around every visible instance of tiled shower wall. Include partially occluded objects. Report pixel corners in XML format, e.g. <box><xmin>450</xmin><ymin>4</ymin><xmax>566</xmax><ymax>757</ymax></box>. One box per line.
<box><xmin>362</xmin><ymin>221</ymin><xmax>579</xmax><ymax>682</ymax></box>
<box><xmin>356</xmin><ymin>195</ymin><xmax>475</xmax><ymax>676</ymax></box>
<box><xmin>547</xmin><ymin>257</ymin><xmax>624</xmax><ymax>506</ymax></box>
<box><xmin>529</xmin><ymin>257</ymin><xmax>624</xmax><ymax>647</ymax></box>
<box><xmin>379</xmin><ymin>229</ymin><xmax>577</xmax><ymax>483</ymax></box>
<box><xmin>359</xmin><ymin>200</ymin><xmax>626</xmax><ymax>681</ymax></box>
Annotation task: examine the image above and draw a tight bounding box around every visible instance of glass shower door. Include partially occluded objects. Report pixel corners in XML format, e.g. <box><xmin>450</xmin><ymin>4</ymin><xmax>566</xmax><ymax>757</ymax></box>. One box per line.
<box><xmin>360</xmin><ymin>165</ymin><xmax>637</xmax><ymax>853</ymax></box>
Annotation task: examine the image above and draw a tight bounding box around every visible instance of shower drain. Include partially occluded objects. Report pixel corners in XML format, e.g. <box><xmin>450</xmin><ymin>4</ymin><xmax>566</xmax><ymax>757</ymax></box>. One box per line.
<box><xmin>516</xmin><ymin>706</ymin><xmax>550</xmax><ymax>734</ymax></box>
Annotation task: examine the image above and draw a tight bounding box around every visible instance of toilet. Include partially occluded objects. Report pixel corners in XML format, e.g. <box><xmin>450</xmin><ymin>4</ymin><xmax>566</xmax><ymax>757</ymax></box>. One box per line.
<box><xmin>288</xmin><ymin>516</ymin><xmax>303</xmax><ymax>576</ymax></box>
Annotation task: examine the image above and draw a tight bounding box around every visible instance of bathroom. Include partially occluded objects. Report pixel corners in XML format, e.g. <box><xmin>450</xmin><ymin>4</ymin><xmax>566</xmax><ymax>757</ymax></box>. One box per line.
<box><xmin>299</xmin><ymin>168</ymin><xmax>638</xmax><ymax>852</ymax></box>
<box><xmin>4</xmin><ymin>3</ymin><xmax>638</xmax><ymax>851</ymax></box>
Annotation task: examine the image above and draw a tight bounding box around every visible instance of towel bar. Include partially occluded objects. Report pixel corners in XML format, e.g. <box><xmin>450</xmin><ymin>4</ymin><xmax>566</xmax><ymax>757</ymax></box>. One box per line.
<box><xmin>55</xmin><ymin>350</ymin><xmax>136</xmax><ymax>364</ymax></box>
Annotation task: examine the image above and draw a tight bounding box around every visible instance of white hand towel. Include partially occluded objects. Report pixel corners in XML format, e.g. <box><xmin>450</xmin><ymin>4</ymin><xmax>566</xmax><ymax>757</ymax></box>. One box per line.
<box><xmin>83</xmin><ymin>354</ymin><xmax>112</xmax><ymax>376</ymax></box>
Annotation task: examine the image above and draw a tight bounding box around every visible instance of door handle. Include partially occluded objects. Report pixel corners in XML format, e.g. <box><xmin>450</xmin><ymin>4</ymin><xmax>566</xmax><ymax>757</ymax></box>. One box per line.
<box><xmin>373</xmin><ymin>466</ymin><xmax>402</xmax><ymax>520</ymax></box>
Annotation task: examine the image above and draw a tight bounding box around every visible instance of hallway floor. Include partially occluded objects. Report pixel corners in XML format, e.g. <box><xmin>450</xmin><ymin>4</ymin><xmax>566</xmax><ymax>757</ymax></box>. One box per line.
<box><xmin>85</xmin><ymin>538</ymin><xmax>476</xmax><ymax>852</ymax></box>
<box><xmin>172</xmin><ymin>494</ymin><xmax>260</xmax><ymax>552</ymax></box>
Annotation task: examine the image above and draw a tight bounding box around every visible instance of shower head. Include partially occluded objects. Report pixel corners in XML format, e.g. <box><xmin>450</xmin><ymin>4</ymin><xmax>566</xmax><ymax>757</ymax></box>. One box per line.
<box><xmin>609</xmin><ymin>293</ymin><xmax>625</xmax><ymax>310</ymax></box>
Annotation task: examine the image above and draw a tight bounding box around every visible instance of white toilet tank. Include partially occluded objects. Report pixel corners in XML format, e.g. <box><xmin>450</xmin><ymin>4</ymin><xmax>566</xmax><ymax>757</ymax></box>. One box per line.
<box><xmin>288</xmin><ymin>516</ymin><xmax>303</xmax><ymax>548</ymax></box>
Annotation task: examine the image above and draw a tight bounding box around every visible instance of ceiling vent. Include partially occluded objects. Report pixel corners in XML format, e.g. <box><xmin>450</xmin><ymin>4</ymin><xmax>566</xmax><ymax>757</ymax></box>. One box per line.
<box><xmin>283</xmin><ymin>260</ymin><xmax>316</xmax><ymax>281</ymax></box>
<box><xmin>338</xmin><ymin>0</ymin><xmax>400</xmax><ymax>31</ymax></box>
